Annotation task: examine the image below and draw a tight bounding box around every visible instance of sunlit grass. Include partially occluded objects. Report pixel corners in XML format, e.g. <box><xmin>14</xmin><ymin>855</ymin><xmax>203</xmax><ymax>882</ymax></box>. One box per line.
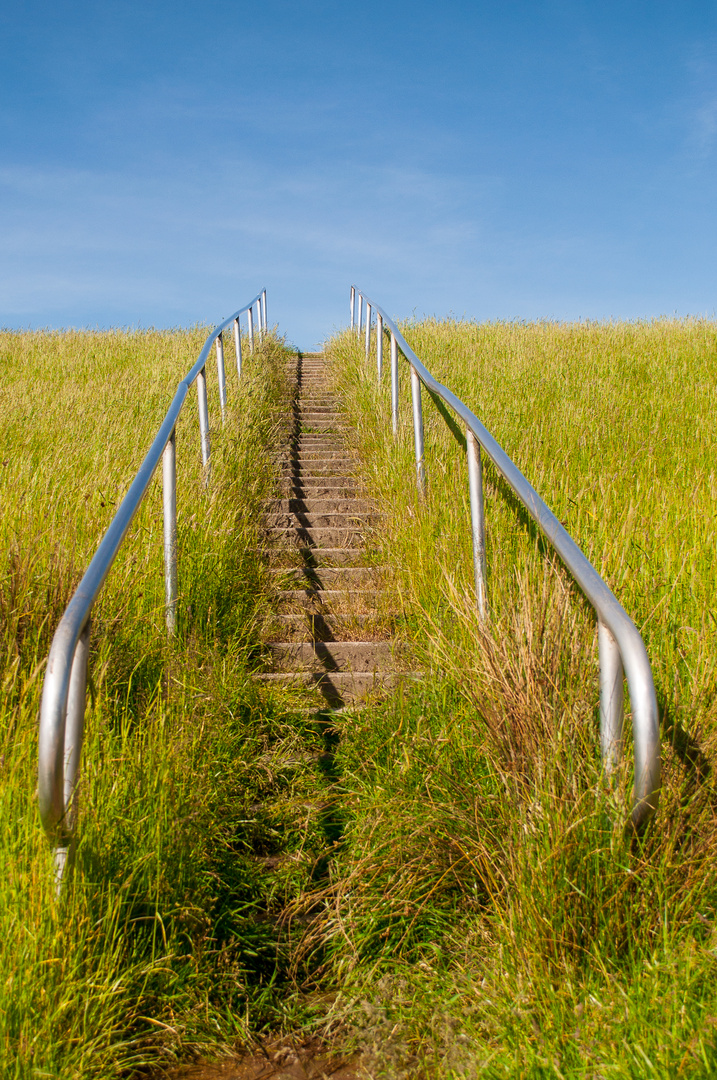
<box><xmin>0</xmin><ymin>328</ymin><xmax>332</xmax><ymax>1077</ymax></box>
<box><xmin>316</xmin><ymin>320</ymin><xmax>717</xmax><ymax>1078</ymax></box>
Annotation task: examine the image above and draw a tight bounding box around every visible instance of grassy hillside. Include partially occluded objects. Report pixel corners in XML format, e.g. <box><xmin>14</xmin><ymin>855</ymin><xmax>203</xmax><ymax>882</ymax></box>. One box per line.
<box><xmin>0</xmin><ymin>329</ymin><xmax>331</xmax><ymax>1077</ymax></box>
<box><xmin>4</xmin><ymin>318</ymin><xmax>717</xmax><ymax>1079</ymax></box>
<box><xmin>315</xmin><ymin>320</ymin><xmax>717</xmax><ymax>1078</ymax></box>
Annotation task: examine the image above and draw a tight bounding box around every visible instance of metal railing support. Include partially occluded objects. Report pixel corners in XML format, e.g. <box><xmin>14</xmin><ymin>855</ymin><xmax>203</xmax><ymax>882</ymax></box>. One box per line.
<box><xmin>350</xmin><ymin>284</ymin><xmax>660</xmax><ymax>831</ymax></box>
<box><xmin>262</xmin><ymin>289</ymin><xmax>268</xmax><ymax>333</ymax></box>
<box><xmin>63</xmin><ymin>619</ymin><xmax>91</xmax><ymax>826</ymax></box>
<box><xmin>466</xmin><ymin>429</ymin><xmax>488</xmax><ymax>620</ymax></box>
<box><xmin>163</xmin><ymin>428</ymin><xmax>178</xmax><ymax>635</ymax></box>
<box><xmin>197</xmin><ymin>366</ymin><xmax>211</xmax><ymax>469</ymax></box>
<box><xmin>350</xmin><ymin>285</ymin><xmax>356</xmax><ymax>330</ymax></box>
<box><xmin>248</xmin><ymin>305</ymin><xmax>255</xmax><ymax>353</ymax></box>
<box><xmin>38</xmin><ymin>289</ymin><xmax>266</xmax><ymax>881</ymax></box>
<box><xmin>365</xmin><ymin>303</ymin><xmax>371</xmax><ymax>360</ymax></box>
<box><xmin>357</xmin><ymin>294</ymin><xmax>363</xmax><ymax>338</ymax></box>
<box><xmin>216</xmin><ymin>333</ymin><xmax>227</xmax><ymax>422</ymax></box>
<box><xmin>410</xmin><ymin>364</ymin><xmax>426</xmax><ymax>495</ymax></box>
<box><xmin>377</xmin><ymin>313</ymin><xmax>383</xmax><ymax>380</ymax></box>
<box><xmin>233</xmin><ymin>317</ymin><xmax>242</xmax><ymax>380</ymax></box>
<box><xmin>391</xmin><ymin>331</ymin><xmax>399</xmax><ymax>436</ymax></box>
<box><xmin>598</xmin><ymin>621</ymin><xmax>624</xmax><ymax>773</ymax></box>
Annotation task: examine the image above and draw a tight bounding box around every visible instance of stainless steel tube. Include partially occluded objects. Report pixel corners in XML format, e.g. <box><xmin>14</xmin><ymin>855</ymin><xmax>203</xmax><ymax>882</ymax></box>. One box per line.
<box><xmin>262</xmin><ymin>289</ymin><xmax>267</xmax><ymax>333</ymax></box>
<box><xmin>350</xmin><ymin>285</ymin><xmax>355</xmax><ymax>330</ymax></box>
<box><xmin>233</xmin><ymin>317</ymin><xmax>242</xmax><ymax>380</ymax></box>
<box><xmin>598</xmin><ymin>621</ymin><xmax>624</xmax><ymax>774</ymax></box>
<box><xmin>410</xmin><ymin>364</ymin><xmax>426</xmax><ymax>494</ymax></box>
<box><xmin>163</xmin><ymin>428</ymin><xmax>178</xmax><ymax>636</ymax></box>
<box><xmin>365</xmin><ymin>303</ymin><xmax>371</xmax><ymax>360</ymax></box>
<box><xmin>466</xmin><ymin>428</ymin><xmax>488</xmax><ymax>620</ymax></box>
<box><xmin>390</xmin><ymin>332</ymin><xmax>399</xmax><ymax>436</ymax></box>
<box><xmin>357</xmin><ymin>294</ymin><xmax>363</xmax><ymax>338</ymax></box>
<box><xmin>377</xmin><ymin>313</ymin><xmax>383</xmax><ymax>380</ymax></box>
<box><xmin>197</xmin><ymin>366</ymin><xmax>211</xmax><ymax>468</ymax></box>
<box><xmin>62</xmin><ymin>619</ymin><xmax>90</xmax><ymax>832</ymax></box>
<box><xmin>248</xmin><ymin>305</ymin><xmax>255</xmax><ymax>353</ymax></box>
<box><xmin>216</xmin><ymin>332</ymin><xmax>227</xmax><ymax>423</ymax></box>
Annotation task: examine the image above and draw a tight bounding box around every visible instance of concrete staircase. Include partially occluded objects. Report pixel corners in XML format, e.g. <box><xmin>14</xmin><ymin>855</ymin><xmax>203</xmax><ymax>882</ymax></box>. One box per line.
<box><xmin>258</xmin><ymin>351</ymin><xmax>404</xmax><ymax>706</ymax></box>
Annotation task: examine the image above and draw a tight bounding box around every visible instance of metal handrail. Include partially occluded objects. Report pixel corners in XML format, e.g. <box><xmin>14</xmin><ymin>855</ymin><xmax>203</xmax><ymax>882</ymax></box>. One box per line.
<box><xmin>38</xmin><ymin>289</ymin><xmax>268</xmax><ymax>875</ymax></box>
<box><xmin>350</xmin><ymin>286</ymin><xmax>660</xmax><ymax>831</ymax></box>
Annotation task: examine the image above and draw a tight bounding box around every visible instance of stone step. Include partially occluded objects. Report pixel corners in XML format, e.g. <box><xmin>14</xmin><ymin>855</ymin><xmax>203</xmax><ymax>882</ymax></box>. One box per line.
<box><xmin>265</xmin><ymin>512</ymin><xmax>379</xmax><ymax>530</ymax></box>
<box><xmin>284</xmin><ymin>451</ymin><xmax>354</xmax><ymax>462</ymax></box>
<box><xmin>278</xmin><ymin>484</ymin><xmax>360</xmax><ymax>499</ymax></box>
<box><xmin>297</xmin><ymin>410</ymin><xmax>341</xmax><ymax>419</ymax></box>
<box><xmin>269</xmin><ymin>640</ymin><xmax>397</xmax><ymax>673</ymax></box>
<box><xmin>266</xmin><ymin>613</ymin><xmax>393</xmax><ymax>643</ymax></box>
<box><xmin>263</xmin><ymin>547</ymin><xmax>370</xmax><ymax>567</ymax></box>
<box><xmin>269</xmin><ymin>499</ymin><xmax>373</xmax><ymax>514</ymax></box>
<box><xmin>281</xmin><ymin>465</ymin><xmax>356</xmax><ymax>477</ymax></box>
<box><xmin>253</xmin><ymin>671</ymin><xmax>413</xmax><ymax>705</ymax></box>
<box><xmin>276</xmin><ymin>588</ymin><xmax>379</xmax><ymax>610</ymax></box>
<box><xmin>271</xmin><ymin>566</ymin><xmax>382</xmax><ymax>587</ymax></box>
<box><xmin>265</xmin><ymin>527</ymin><xmax>366</xmax><ymax>547</ymax></box>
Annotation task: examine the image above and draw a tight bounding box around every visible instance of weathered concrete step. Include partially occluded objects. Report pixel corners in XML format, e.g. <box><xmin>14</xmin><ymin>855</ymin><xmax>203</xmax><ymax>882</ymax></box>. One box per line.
<box><xmin>295</xmin><ymin>425</ymin><xmax>341</xmax><ymax>434</ymax></box>
<box><xmin>287</xmin><ymin>444</ymin><xmax>349</xmax><ymax>454</ymax></box>
<box><xmin>266</xmin><ymin>513</ymin><xmax>379</xmax><ymax>530</ymax></box>
<box><xmin>297</xmin><ymin>411</ymin><xmax>341</xmax><ymax>419</ymax></box>
<box><xmin>272</xmin><ymin>566</ymin><xmax>382</xmax><ymax>586</ymax></box>
<box><xmin>276</xmin><ymin>588</ymin><xmax>379</xmax><ymax>608</ymax></box>
<box><xmin>284</xmin><ymin>451</ymin><xmax>354</xmax><ymax>462</ymax></box>
<box><xmin>269</xmin><ymin>640</ymin><xmax>397</xmax><ymax>672</ymax></box>
<box><xmin>285</xmin><ymin>444</ymin><xmax>348</xmax><ymax>454</ymax></box>
<box><xmin>266</xmin><ymin>614</ymin><xmax>393</xmax><ymax>643</ymax></box>
<box><xmin>278</xmin><ymin>476</ymin><xmax>357</xmax><ymax>490</ymax></box>
<box><xmin>253</xmin><ymin>671</ymin><xmax>414</xmax><ymax>705</ymax></box>
<box><xmin>281</xmin><ymin>465</ymin><xmax>356</xmax><ymax>478</ymax></box>
<box><xmin>265</xmin><ymin>527</ymin><xmax>366</xmax><ymax>547</ymax></box>
<box><xmin>263</xmin><ymin>547</ymin><xmax>371</xmax><ymax>567</ymax></box>
<box><xmin>282</xmin><ymin>452</ymin><xmax>354</xmax><ymax>463</ymax></box>
<box><xmin>278</xmin><ymin>485</ymin><xmax>359</xmax><ymax>500</ymax></box>
<box><xmin>269</xmin><ymin>499</ymin><xmax>373</xmax><ymax>514</ymax></box>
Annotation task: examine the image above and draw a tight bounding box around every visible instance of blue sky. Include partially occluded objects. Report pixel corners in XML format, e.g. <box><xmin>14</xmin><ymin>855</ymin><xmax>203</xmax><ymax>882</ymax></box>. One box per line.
<box><xmin>2</xmin><ymin>1</ymin><xmax>717</xmax><ymax>348</ymax></box>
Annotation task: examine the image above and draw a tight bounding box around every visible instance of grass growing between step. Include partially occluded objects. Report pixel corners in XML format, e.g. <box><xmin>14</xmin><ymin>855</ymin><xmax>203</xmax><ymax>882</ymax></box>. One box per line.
<box><xmin>0</xmin><ymin>330</ymin><xmax>332</xmax><ymax>1078</ymax></box>
<box><xmin>313</xmin><ymin>323</ymin><xmax>717</xmax><ymax>1077</ymax></box>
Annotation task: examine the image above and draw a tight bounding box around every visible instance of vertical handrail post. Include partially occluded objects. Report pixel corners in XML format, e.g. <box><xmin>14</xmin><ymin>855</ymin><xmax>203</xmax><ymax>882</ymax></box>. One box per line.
<box><xmin>466</xmin><ymin>429</ymin><xmax>488</xmax><ymax>620</ymax></box>
<box><xmin>262</xmin><ymin>289</ymin><xmax>267</xmax><ymax>334</ymax></box>
<box><xmin>215</xmin><ymin>332</ymin><xmax>227</xmax><ymax>423</ymax></box>
<box><xmin>233</xmin><ymin>317</ymin><xmax>242</xmax><ymax>380</ymax></box>
<box><xmin>248</xmin><ymin>306</ymin><xmax>255</xmax><ymax>354</ymax></box>
<box><xmin>390</xmin><ymin>332</ymin><xmax>399</xmax><ymax>436</ymax></box>
<box><xmin>197</xmin><ymin>366</ymin><xmax>211</xmax><ymax>471</ymax></box>
<box><xmin>357</xmin><ymin>294</ymin><xmax>363</xmax><ymax>338</ymax></box>
<box><xmin>410</xmin><ymin>365</ymin><xmax>426</xmax><ymax>494</ymax></box>
<box><xmin>163</xmin><ymin>427</ymin><xmax>178</xmax><ymax>636</ymax></box>
<box><xmin>53</xmin><ymin>616</ymin><xmax>91</xmax><ymax>886</ymax></box>
<box><xmin>63</xmin><ymin>619</ymin><xmax>91</xmax><ymax>827</ymax></box>
<box><xmin>350</xmin><ymin>286</ymin><xmax>355</xmax><ymax>330</ymax></box>
<box><xmin>598</xmin><ymin>621</ymin><xmax>624</xmax><ymax>775</ymax></box>
<box><xmin>376</xmin><ymin>313</ymin><xmax>383</xmax><ymax>381</ymax></box>
<box><xmin>365</xmin><ymin>303</ymin><xmax>371</xmax><ymax>360</ymax></box>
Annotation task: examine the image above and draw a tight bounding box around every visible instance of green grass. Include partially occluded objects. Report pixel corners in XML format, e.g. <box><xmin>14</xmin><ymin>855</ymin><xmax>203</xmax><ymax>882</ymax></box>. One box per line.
<box><xmin>4</xmin><ymin>317</ymin><xmax>717</xmax><ymax>1078</ymax></box>
<box><xmin>310</xmin><ymin>320</ymin><xmax>717</xmax><ymax>1078</ymax></box>
<box><xmin>0</xmin><ymin>328</ymin><xmax>333</xmax><ymax>1077</ymax></box>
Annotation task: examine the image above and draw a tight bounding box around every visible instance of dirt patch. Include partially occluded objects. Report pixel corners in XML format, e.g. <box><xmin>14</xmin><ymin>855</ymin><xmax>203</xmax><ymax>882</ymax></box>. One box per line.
<box><xmin>157</xmin><ymin>1038</ymin><xmax>365</xmax><ymax>1080</ymax></box>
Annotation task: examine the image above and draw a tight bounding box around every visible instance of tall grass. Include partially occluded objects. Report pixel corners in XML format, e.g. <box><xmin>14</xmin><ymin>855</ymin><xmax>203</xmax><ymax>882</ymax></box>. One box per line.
<box><xmin>315</xmin><ymin>321</ymin><xmax>717</xmax><ymax>1078</ymax></box>
<box><xmin>0</xmin><ymin>329</ymin><xmax>331</xmax><ymax>1077</ymax></box>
